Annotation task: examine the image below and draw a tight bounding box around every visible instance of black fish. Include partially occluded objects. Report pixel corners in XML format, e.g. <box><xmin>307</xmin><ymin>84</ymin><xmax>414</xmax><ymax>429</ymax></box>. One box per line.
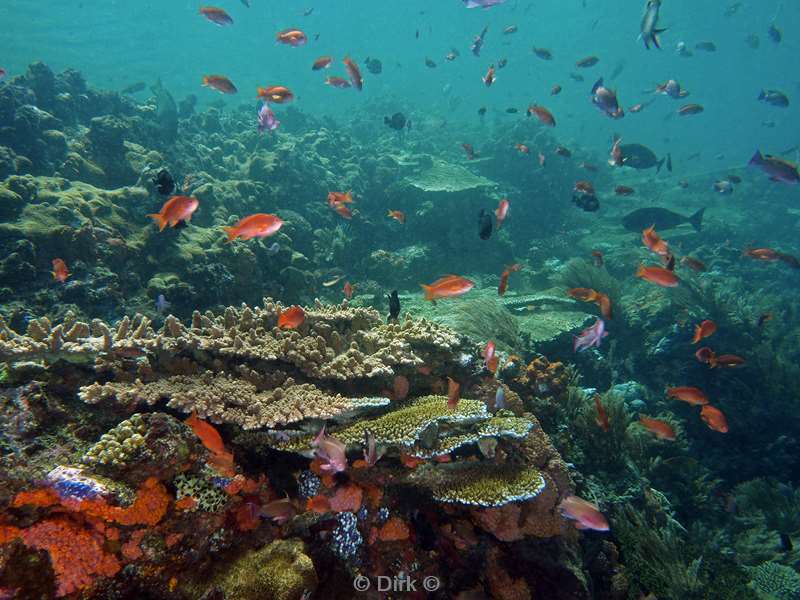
<box><xmin>666</xmin><ymin>153</ymin><xmax>673</xmax><ymax>172</ymax></box>
<box><xmin>618</xmin><ymin>142</ymin><xmax>666</xmax><ymax>172</ymax></box>
<box><xmin>425</xmin><ymin>57</ymin><xmax>437</xmax><ymax>68</ymax></box>
<box><xmin>505</xmin><ymin>107</ymin><xmax>518</xmax><ymax>114</ymax></box>
<box><xmin>622</xmin><ymin>207</ymin><xmax>705</xmax><ymax>232</ymax></box>
<box><xmin>478</xmin><ymin>209</ymin><xmax>493</xmax><ymax>240</ymax></box>
<box><xmin>153</xmin><ymin>168</ymin><xmax>175</xmax><ymax>196</ymax></box>
<box><xmin>384</xmin><ymin>112</ymin><xmax>407</xmax><ymax>130</ymax></box>
<box><xmin>768</xmin><ymin>23</ymin><xmax>782</xmax><ymax>44</ymax></box>
<box><xmin>478</xmin><ymin>107</ymin><xmax>487</xmax><ymax>117</ymax></box>
<box><xmin>573</xmin><ymin>192</ymin><xmax>599</xmax><ymax>212</ymax></box>
<box><xmin>471</xmin><ymin>25</ymin><xmax>489</xmax><ymax>57</ymax></box>
<box><xmin>365</xmin><ymin>57</ymin><xmax>382</xmax><ymax>74</ymax></box>
<box><xmin>695</xmin><ymin>41</ymin><xmax>717</xmax><ymax>52</ymax></box>
<box><xmin>387</xmin><ymin>290</ymin><xmax>400</xmax><ymax>323</ymax></box>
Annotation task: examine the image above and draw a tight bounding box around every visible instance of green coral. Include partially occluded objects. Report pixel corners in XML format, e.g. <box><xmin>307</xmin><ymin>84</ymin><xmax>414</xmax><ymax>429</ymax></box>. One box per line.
<box><xmin>82</xmin><ymin>413</ymin><xmax>147</xmax><ymax>467</ymax></box>
<box><xmin>191</xmin><ymin>539</ymin><xmax>317</xmax><ymax>600</ymax></box>
<box><xmin>409</xmin><ymin>461</ymin><xmax>546</xmax><ymax>507</ymax></box>
<box><xmin>747</xmin><ymin>562</ymin><xmax>800</xmax><ymax>600</ymax></box>
<box><xmin>173</xmin><ymin>470</ymin><xmax>228</xmax><ymax>512</ymax></box>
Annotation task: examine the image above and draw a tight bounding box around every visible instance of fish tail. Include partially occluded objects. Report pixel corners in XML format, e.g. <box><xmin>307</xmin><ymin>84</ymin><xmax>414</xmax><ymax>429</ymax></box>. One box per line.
<box><xmin>146</xmin><ymin>213</ymin><xmax>167</xmax><ymax>231</ymax></box>
<box><xmin>635</xmin><ymin>264</ymin><xmax>645</xmax><ymax>279</ymax></box>
<box><xmin>655</xmin><ymin>157</ymin><xmax>665</xmax><ymax>173</ymax></box>
<box><xmin>420</xmin><ymin>284</ymin><xmax>435</xmax><ymax>301</ymax></box>
<box><xmin>758</xmin><ymin>89</ymin><xmax>765</xmax><ymax>101</ymax></box>
<box><xmin>688</xmin><ymin>207</ymin><xmax>705</xmax><ymax>232</ymax></box>
<box><xmin>653</xmin><ymin>28</ymin><xmax>667</xmax><ymax>49</ymax></box>
<box><xmin>748</xmin><ymin>150</ymin><xmax>764</xmax><ymax>167</ymax></box>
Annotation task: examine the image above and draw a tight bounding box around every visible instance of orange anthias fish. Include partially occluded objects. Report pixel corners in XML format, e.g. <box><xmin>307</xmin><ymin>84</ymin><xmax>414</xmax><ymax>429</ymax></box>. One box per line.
<box><xmin>559</xmin><ymin>495</ymin><xmax>609</xmax><ymax>531</ymax></box>
<box><xmin>257</xmin><ymin>85</ymin><xmax>294</xmax><ymax>103</ymax></box>
<box><xmin>638</xmin><ymin>416</ymin><xmax>676</xmax><ymax>441</ymax></box>
<box><xmin>387</xmin><ymin>210</ymin><xmax>405</xmax><ymax>224</ymax></box>
<box><xmin>420</xmin><ymin>275</ymin><xmax>475</xmax><ymax>301</ymax></box>
<box><xmin>495</xmin><ymin>198</ymin><xmax>510</xmax><ymax>228</ymax></box>
<box><xmin>482</xmin><ymin>65</ymin><xmax>496</xmax><ymax>87</ymax></box>
<box><xmin>636</xmin><ymin>264</ymin><xmax>679</xmax><ymax>287</ymax></box>
<box><xmin>515</xmin><ymin>143</ymin><xmax>530</xmax><ymax>154</ymax></box>
<box><xmin>333</xmin><ymin>203</ymin><xmax>353</xmax><ymax>219</ymax></box>
<box><xmin>343</xmin><ymin>281</ymin><xmax>354</xmax><ymax>299</ymax></box>
<box><xmin>574</xmin><ymin>180</ymin><xmax>595</xmax><ymax>195</ymax></box>
<box><xmin>666</xmin><ymin>386</ymin><xmax>709</xmax><ymax>406</ymax></box>
<box><xmin>594</xmin><ymin>395</ymin><xmax>610</xmax><ymax>432</ymax></box>
<box><xmin>199</xmin><ymin>6</ymin><xmax>233</xmax><ymax>26</ymax></box>
<box><xmin>223</xmin><ymin>213</ymin><xmax>283</xmax><ymax>242</ymax></box>
<box><xmin>343</xmin><ymin>56</ymin><xmax>363</xmax><ymax>90</ymax></box>
<box><xmin>567</xmin><ymin>288</ymin><xmax>612</xmax><ymax>320</ymax></box>
<box><xmin>710</xmin><ymin>353</ymin><xmax>746</xmax><ymax>368</ymax></box>
<box><xmin>498</xmin><ymin>263</ymin><xmax>522</xmax><ymax>296</ymax></box>
<box><xmin>692</xmin><ymin>319</ymin><xmax>717</xmax><ymax>344</ymax></box>
<box><xmin>185</xmin><ymin>413</ymin><xmax>235</xmax><ymax>476</ymax></box>
<box><xmin>312</xmin><ymin>56</ymin><xmax>333</xmax><ymax>71</ymax></box>
<box><xmin>278</xmin><ymin>305</ymin><xmax>305</xmax><ymax>329</ymax></box>
<box><xmin>202</xmin><ymin>75</ymin><xmax>237</xmax><ymax>94</ymax></box>
<box><xmin>447</xmin><ymin>377</ymin><xmax>461</xmax><ymax>409</ymax></box>
<box><xmin>51</xmin><ymin>258</ymin><xmax>69</xmax><ymax>282</ymax></box>
<box><xmin>276</xmin><ymin>28</ymin><xmax>308</xmax><ymax>46</ymax></box>
<box><xmin>325</xmin><ymin>76</ymin><xmax>352</xmax><ymax>89</ymax></box>
<box><xmin>147</xmin><ymin>196</ymin><xmax>199</xmax><ymax>231</ymax></box>
<box><xmin>328</xmin><ymin>191</ymin><xmax>354</xmax><ymax>205</ymax></box>
<box><xmin>483</xmin><ymin>341</ymin><xmax>498</xmax><ymax>374</ymax></box>
<box><xmin>743</xmin><ymin>247</ymin><xmax>782</xmax><ymax>261</ymax></box>
<box><xmin>642</xmin><ymin>226</ymin><xmax>670</xmax><ymax>257</ymax></box>
<box><xmin>700</xmin><ymin>405</ymin><xmax>729</xmax><ymax>433</ymax></box>
<box><xmin>527</xmin><ymin>104</ymin><xmax>556</xmax><ymax>127</ymax></box>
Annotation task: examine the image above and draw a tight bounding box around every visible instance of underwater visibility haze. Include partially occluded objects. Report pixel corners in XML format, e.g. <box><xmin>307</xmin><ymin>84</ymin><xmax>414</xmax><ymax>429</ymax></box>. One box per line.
<box><xmin>0</xmin><ymin>0</ymin><xmax>800</xmax><ymax>598</ymax></box>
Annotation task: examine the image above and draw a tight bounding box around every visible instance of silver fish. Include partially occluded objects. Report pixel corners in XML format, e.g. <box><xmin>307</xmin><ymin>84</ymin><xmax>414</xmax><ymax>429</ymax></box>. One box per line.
<box><xmin>155</xmin><ymin>294</ymin><xmax>171</xmax><ymax>314</ymax></box>
<box><xmin>495</xmin><ymin>386</ymin><xmax>506</xmax><ymax>410</ymax></box>
<box><xmin>640</xmin><ymin>0</ymin><xmax>667</xmax><ymax>49</ymax></box>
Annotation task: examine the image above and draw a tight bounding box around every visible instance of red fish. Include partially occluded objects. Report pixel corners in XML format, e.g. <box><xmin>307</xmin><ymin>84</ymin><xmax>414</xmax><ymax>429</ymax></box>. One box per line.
<box><xmin>202</xmin><ymin>75</ymin><xmax>237</xmax><ymax>94</ymax></box>
<box><xmin>387</xmin><ymin>210</ymin><xmax>405</xmax><ymax>224</ymax></box>
<box><xmin>695</xmin><ymin>346</ymin><xmax>715</xmax><ymax>364</ymax></box>
<box><xmin>147</xmin><ymin>196</ymin><xmax>199</xmax><ymax>231</ymax></box>
<box><xmin>483</xmin><ymin>341</ymin><xmax>497</xmax><ymax>373</ymax></box>
<box><xmin>185</xmin><ymin>413</ymin><xmax>235</xmax><ymax>476</ymax></box>
<box><xmin>325</xmin><ymin>76</ymin><xmax>351</xmax><ymax>89</ymax></box>
<box><xmin>515</xmin><ymin>143</ymin><xmax>530</xmax><ymax>154</ymax></box>
<box><xmin>498</xmin><ymin>263</ymin><xmax>521</xmax><ymax>296</ymax></box>
<box><xmin>421</xmin><ymin>275</ymin><xmax>475</xmax><ymax>301</ymax></box>
<box><xmin>636</xmin><ymin>264</ymin><xmax>679</xmax><ymax>287</ymax></box>
<box><xmin>594</xmin><ymin>395</ymin><xmax>609</xmax><ymax>432</ymax></box>
<box><xmin>639</xmin><ymin>416</ymin><xmax>676</xmax><ymax>440</ymax></box>
<box><xmin>482</xmin><ymin>65</ymin><xmax>496</xmax><ymax>87</ymax></box>
<box><xmin>527</xmin><ymin>104</ymin><xmax>556</xmax><ymax>127</ymax></box>
<box><xmin>51</xmin><ymin>258</ymin><xmax>70</xmax><ymax>282</ymax></box>
<box><xmin>691</xmin><ymin>320</ymin><xmax>717</xmax><ymax>344</ymax></box>
<box><xmin>574</xmin><ymin>180</ymin><xmax>595</xmax><ymax>195</ymax></box>
<box><xmin>257</xmin><ymin>85</ymin><xmax>294</xmax><ymax>103</ymax></box>
<box><xmin>277</xmin><ymin>306</ymin><xmax>305</xmax><ymax>329</ymax></box>
<box><xmin>743</xmin><ymin>247</ymin><xmax>782</xmax><ymax>261</ymax></box>
<box><xmin>568</xmin><ymin>287</ymin><xmax>612</xmax><ymax>319</ymax></box>
<box><xmin>710</xmin><ymin>354</ymin><xmax>746</xmax><ymax>368</ymax></box>
<box><xmin>199</xmin><ymin>6</ymin><xmax>233</xmax><ymax>26</ymax></box>
<box><xmin>343</xmin><ymin>56</ymin><xmax>363</xmax><ymax>90</ymax></box>
<box><xmin>700</xmin><ymin>405</ymin><xmax>729</xmax><ymax>433</ymax></box>
<box><xmin>333</xmin><ymin>203</ymin><xmax>352</xmax><ymax>219</ymax></box>
<box><xmin>393</xmin><ymin>375</ymin><xmax>410</xmax><ymax>401</ymax></box>
<box><xmin>615</xmin><ymin>185</ymin><xmax>635</xmax><ymax>196</ymax></box>
<box><xmin>343</xmin><ymin>281</ymin><xmax>353</xmax><ymax>299</ymax></box>
<box><xmin>276</xmin><ymin>28</ymin><xmax>307</xmax><ymax>46</ymax></box>
<box><xmin>312</xmin><ymin>56</ymin><xmax>333</xmax><ymax>70</ymax></box>
<box><xmin>328</xmin><ymin>191</ymin><xmax>353</xmax><ymax>206</ymax></box>
<box><xmin>223</xmin><ymin>213</ymin><xmax>283</xmax><ymax>242</ymax></box>
<box><xmin>447</xmin><ymin>377</ymin><xmax>461</xmax><ymax>409</ymax></box>
<box><xmin>559</xmin><ymin>495</ymin><xmax>609</xmax><ymax>531</ymax></box>
<box><xmin>642</xmin><ymin>226</ymin><xmax>670</xmax><ymax>257</ymax></box>
<box><xmin>666</xmin><ymin>386</ymin><xmax>709</xmax><ymax>406</ymax></box>
<box><xmin>495</xmin><ymin>198</ymin><xmax>510</xmax><ymax>228</ymax></box>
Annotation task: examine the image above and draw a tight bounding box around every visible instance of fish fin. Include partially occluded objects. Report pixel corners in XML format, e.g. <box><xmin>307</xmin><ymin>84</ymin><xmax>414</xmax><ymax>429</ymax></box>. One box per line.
<box><xmin>223</xmin><ymin>226</ymin><xmax>237</xmax><ymax>242</ymax></box>
<box><xmin>688</xmin><ymin>207</ymin><xmax>705</xmax><ymax>232</ymax></box>
<box><xmin>420</xmin><ymin>284</ymin><xmax>434</xmax><ymax>301</ymax></box>
<box><xmin>748</xmin><ymin>150</ymin><xmax>764</xmax><ymax>167</ymax></box>
<box><xmin>146</xmin><ymin>213</ymin><xmax>167</xmax><ymax>231</ymax></box>
<box><xmin>655</xmin><ymin>157</ymin><xmax>665</xmax><ymax>174</ymax></box>
<box><xmin>653</xmin><ymin>28</ymin><xmax>667</xmax><ymax>49</ymax></box>
<box><xmin>591</xmin><ymin>78</ymin><xmax>603</xmax><ymax>95</ymax></box>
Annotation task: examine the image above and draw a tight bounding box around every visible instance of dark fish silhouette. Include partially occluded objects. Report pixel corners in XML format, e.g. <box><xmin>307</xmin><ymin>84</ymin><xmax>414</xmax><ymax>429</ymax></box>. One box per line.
<box><xmin>618</xmin><ymin>142</ymin><xmax>666</xmax><ymax>172</ymax></box>
<box><xmin>121</xmin><ymin>82</ymin><xmax>146</xmax><ymax>95</ymax></box>
<box><xmin>478</xmin><ymin>209</ymin><xmax>493</xmax><ymax>240</ymax></box>
<box><xmin>365</xmin><ymin>57</ymin><xmax>382</xmax><ymax>74</ymax></box>
<box><xmin>384</xmin><ymin>112</ymin><xmax>407</xmax><ymax>130</ymax></box>
<box><xmin>622</xmin><ymin>207</ymin><xmax>705</xmax><ymax>232</ymax></box>
<box><xmin>387</xmin><ymin>290</ymin><xmax>401</xmax><ymax>323</ymax></box>
<box><xmin>153</xmin><ymin>168</ymin><xmax>175</xmax><ymax>196</ymax></box>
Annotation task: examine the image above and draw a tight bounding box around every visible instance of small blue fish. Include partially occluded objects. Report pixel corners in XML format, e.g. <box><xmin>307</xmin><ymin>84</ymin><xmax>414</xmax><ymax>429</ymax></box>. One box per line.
<box><xmin>464</xmin><ymin>0</ymin><xmax>506</xmax><ymax>7</ymax></box>
<box><xmin>266</xmin><ymin>242</ymin><xmax>280</xmax><ymax>255</ymax></box>
<box><xmin>155</xmin><ymin>294</ymin><xmax>171</xmax><ymax>314</ymax></box>
<box><xmin>495</xmin><ymin>386</ymin><xmax>506</xmax><ymax>410</ymax></box>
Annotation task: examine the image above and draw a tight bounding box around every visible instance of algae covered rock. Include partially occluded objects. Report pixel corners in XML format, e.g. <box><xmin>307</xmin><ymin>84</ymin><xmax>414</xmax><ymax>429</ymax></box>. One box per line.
<box><xmin>198</xmin><ymin>539</ymin><xmax>317</xmax><ymax>600</ymax></box>
<box><xmin>82</xmin><ymin>412</ymin><xmax>202</xmax><ymax>485</ymax></box>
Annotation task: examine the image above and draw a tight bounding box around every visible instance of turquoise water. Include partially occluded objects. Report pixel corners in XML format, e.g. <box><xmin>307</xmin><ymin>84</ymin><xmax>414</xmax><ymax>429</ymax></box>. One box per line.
<box><xmin>2</xmin><ymin>1</ymin><xmax>796</xmax><ymax>171</ymax></box>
